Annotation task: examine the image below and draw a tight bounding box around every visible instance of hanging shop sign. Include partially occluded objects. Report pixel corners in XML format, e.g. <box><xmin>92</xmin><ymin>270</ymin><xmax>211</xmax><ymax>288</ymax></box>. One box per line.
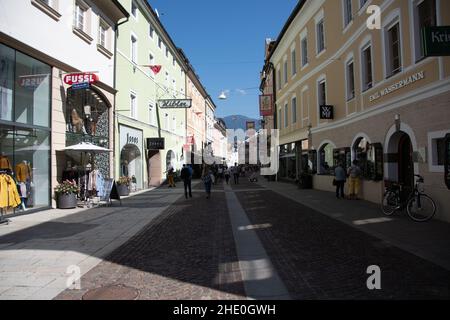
<box><xmin>319</xmin><ymin>105</ymin><xmax>334</xmax><ymax>120</ymax></box>
<box><xmin>158</xmin><ymin>99</ymin><xmax>192</xmax><ymax>109</ymax></box>
<box><xmin>259</xmin><ymin>94</ymin><xmax>273</xmax><ymax>116</ymax></box>
<box><xmin>146</xmin><ymin>137</ymin><xmax>165</xmax><ymax>150</ymax></box>
<box><xmin>63</xmin><ymin>73</ymin><xmax>99</xmax><ymax>86</ymax></box>
<box><xmin>246</xmin><ymin>121</ymin><xmax>256</xmax><ymax>130</ymax></box>
<box><xmin>369</xmin><ymin>71</ymin><xmax>425</xmax><ymax>102</ymax></box>
<box><xmin>72</xmin><ymin>82</ymin><xmax>90</xmax><ymax>90</ymax></box>
<box><xmin>422</xmin><ymin>26</ymin><xmax>450</xmax><ymax>57</ymax></box>
<box><xmin>445</xmin><ymin>133</ymin><xmax>450</xmax><ymax>190</ymax></box>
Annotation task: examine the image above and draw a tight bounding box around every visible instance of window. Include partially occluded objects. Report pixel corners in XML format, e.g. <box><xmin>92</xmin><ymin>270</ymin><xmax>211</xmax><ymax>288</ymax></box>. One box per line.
<box><xmin>149</xmin><ymin>53</ymin><xmax>155</xmax><ymax>65</ymax></box>
<box><xmin>301</xmin><ymin>36</ymin><xmax>308</xmax><ymax>66</ymax></box>
<box><xmin>166</xmin><ymin>47</ymin><xmax>169</xmax><ymax>58</ymax></box>
<box><xmin>172</xmin><ymin>116</ymin><xmax>176</xmax><ymax>132</ymax></box>
<box><xmin>278</xmin><ymin>109</ymin><xmax>282</xmax><ymax>129</ymax></box>
<box><xmin>131</xmin><ymin>35</ymin><xmax>137</xmax><ymax>63</ymax></box>
<box><xmin>292</xmin><ymin>97</ymin><xmax>297</xmax><ymax>124</ymax></box>
<box><xmin>361</xmin><ymin>44</ymin><xmax>373</xmax><ymax>91</ymax></box>
<box><xmin>283</xmin><ymin>60</ymin><xmax>288</xmax><ymax>85</ymax></box>
<box><xmin>32</xmin><ymin>0</ymin><xmax>61</xmax><ymax>20</ymax></box>
<box><xmin>343</xmin><ymin>0</ymin><xmax>353</xmax><ymax>27</ymax></box>
<box><xmin>414</xmin><ymin>0</ymin><xmax>437</xmax><ymax>61</ymax></box>
<box><xmin>277</xmin><ymin>69</ymin><xmax>281</xmax><ymax>91</ymax></box>
<box><xmin>319</xmin><ymin>143</ymin><xmax>334</xmax><ymax>175</ymax></box>
<box><xmin>291</xmin><ymin>49</ymin><xmax>297</xmax><ymax>76</ymax></box>
<box><xmin>316</xmin><ymin>19</ymin><xmax>325</xmax><ymax>54</ymax></box>
<box><xmin>131</xmin><ymin>1</ymin><xmax>137</xmax><ymax>19</ymax></box>
<box><xmin>149</xmin><ymin>23</ymin><xmax>155</xmax><ymax>38</ymax></box>
<box><xmin>73</xmin><ymin>2</ymin><xmax>86</xmax><ymax>31</ymax></box>
<box><xmin>284</xmin><ymin>103</ymin><xmax>289</xmax><ymax>128</ymax></box>
<box><xmin>130</xmin><ymin>92</ymin><xmax>137</xmax><ymax>119</ymax></box>
<box><xmin>346</xmin><ymin>59</ymin><xmax>355</xmax><ymax>100</ymax></box>
<box><xmin>386</xmin><ymin>22</ymin><xmax>402</xmax><ymax>77</ymax></box>
<box><xmin>173</xmin><ymin>57</ymin><xmax>176</xmax><ymax>67</ymax></box>
<box><xmin>98</xmin><ymin>20</ymin><xmax>110</xmax><ymax>49</ymax></box>
<box><xmin>158</xmin><ymin>37</ymin><xmax>162</xmax><ymax>49</ymax></box>
<box><xmin>318</xmin><ymin>79</ymin><xmax>326</xmax><ymax>107</ymax></box>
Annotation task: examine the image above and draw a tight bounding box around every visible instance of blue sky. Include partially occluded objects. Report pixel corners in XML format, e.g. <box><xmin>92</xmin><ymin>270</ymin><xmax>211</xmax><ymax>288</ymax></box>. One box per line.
<box><xmin>147</xmin><ymin>0</ymin><xmax>299</xmax><ymax>119</ymax></box>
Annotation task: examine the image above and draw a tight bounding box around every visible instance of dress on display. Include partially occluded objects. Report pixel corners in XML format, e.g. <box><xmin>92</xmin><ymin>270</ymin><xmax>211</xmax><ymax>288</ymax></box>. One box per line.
<box><xmin>0</xmin><ymin>173</ymin><xmax>21</xmax><ymax>209</ymax></box>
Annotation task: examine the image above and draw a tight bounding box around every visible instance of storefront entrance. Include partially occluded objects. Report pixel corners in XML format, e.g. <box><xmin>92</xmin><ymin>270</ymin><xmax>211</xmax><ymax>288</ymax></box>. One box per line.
<box><xmin>121</xmin><ymin>144</ymin><xmax>142</xmax><ymax>191</ymax></box>
<box><xmin>398</xmin><ymin>133</ymin><xmax>414</xmax><ymax>190</ymax></box>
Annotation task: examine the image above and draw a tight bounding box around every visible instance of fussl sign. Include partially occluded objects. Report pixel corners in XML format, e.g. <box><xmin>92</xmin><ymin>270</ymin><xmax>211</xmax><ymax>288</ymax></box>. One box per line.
<box><xmin>64</xmin><ymin>73</ymin><xmax>99</xmax><ymax>85</ymax></box>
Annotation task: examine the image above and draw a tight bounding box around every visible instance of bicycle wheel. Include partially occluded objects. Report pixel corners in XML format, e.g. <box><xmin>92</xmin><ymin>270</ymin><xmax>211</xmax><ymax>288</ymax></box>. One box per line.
<box><xmin>407</xmin><ymin>193</ymin><xmax>436</xmax><ymax>222</ymax></box>
<box><xmin>381</xmin><ymin>191</ymin><xmax>397</xmax><ymax>216</ymax></box>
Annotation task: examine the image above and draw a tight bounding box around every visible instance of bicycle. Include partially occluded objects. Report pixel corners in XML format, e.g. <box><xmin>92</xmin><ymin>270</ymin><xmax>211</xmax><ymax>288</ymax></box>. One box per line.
<box><xmin>381</xmin><ymin>175</ymin><xmax>436</xmax><ymax>222</ymax></box>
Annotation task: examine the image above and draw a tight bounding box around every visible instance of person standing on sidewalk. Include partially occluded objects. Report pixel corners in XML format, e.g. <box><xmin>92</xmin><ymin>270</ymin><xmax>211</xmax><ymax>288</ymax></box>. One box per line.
<box><xmin>180</xmin><ymin>164</ymin><xmax>192</xmax><ymax>199</ymax></box>
<box><xmin>202</xmin><ymin>165</ymin><xmax>213</xmax><ymax>199</ymax></box>
<box><xmin>347</xmin><ymin>160</ymin><xmax>362</xmax><ymax>200</ymax></box>
<box><xmin>166</xmin><ymin>165</ymin><xmax>176</xmax><ymax>188</ymax></box>
<box><xmin>334</xmin><ymin>162</ymin><xmax>347</xmax><ymax>199</ymax></box>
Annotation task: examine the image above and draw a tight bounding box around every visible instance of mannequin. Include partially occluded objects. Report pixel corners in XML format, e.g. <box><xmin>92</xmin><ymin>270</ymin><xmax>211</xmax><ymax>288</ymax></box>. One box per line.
<box><xmin>15</xmin><ymin>160</ymin><xmax>31</xmax><ymax>211</ymax></box>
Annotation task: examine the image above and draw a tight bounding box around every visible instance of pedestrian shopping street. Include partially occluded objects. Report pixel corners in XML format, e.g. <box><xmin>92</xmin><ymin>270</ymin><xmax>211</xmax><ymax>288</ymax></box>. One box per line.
<box><xmin>1</xmin><ymin>177</ymin><xmax>449</xmax><ymax>300</ymax></box>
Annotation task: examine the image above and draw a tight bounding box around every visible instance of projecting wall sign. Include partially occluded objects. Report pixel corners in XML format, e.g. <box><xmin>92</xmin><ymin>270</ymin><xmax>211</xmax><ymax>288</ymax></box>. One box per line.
<box><xmin>158</xmin><ymin>99</ymin><xmax>192</xmax><ymax>109</ymax></box>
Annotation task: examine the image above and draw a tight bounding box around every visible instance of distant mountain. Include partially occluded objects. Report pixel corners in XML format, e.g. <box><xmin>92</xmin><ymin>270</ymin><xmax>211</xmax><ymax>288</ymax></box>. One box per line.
<box><xmin>222</xmin><ymin>115</ymin><xmax>261</xmax><ymax>131</ymax></box>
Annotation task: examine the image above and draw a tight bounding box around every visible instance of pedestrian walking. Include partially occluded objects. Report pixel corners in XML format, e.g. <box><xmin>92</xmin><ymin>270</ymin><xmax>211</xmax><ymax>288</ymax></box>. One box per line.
<box><xmin>224</xmin><ymin>167</ymin><xmax>230</xmax><ymax>185</ymax></box>
<box><xmin>347</xmin><ymin>160</ymin><xmax>362</xmax><ymax>200</ymax></box>
<box><xmin>180</xmin><ymin>164</ymin><xmax>192</xmax><ymax>199</ymax></box>
<box><xmin>334</xmin><ymin>162</ymin><xmax>346</xmax><ymax>199</ymax></box>
<box><xmin>202</xmin><ymin>165</ymin><xmax>213</xmax><ymax>199</ymax></box>
<box><xmin>232</xmin><ymin>163</ymin><xmax>239</xmax><ymax>184</ymax></box>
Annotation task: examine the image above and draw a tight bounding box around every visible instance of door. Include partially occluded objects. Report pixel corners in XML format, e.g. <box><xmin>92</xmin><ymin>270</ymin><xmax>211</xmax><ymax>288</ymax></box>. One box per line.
<box><xmin>398</xmin><ymin>133</ymin><xmax>414</xmax><ymax>198</ymax></box>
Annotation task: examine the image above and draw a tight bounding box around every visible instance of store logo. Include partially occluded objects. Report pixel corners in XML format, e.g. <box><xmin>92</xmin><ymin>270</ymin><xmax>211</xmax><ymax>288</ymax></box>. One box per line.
<box><xmin>127</xmin><ymin>133</ymin><xmax>139</xmax><ymax>145</ymax></box>
<box><xmin>63</xmin><ymin>73</ymin><xmax>98</xmax><ymax>85</ymax></box>
<box><xmin>366</xmin><ymin>5</ymin><xmax>381</xmax><ymax>30</ymax></box>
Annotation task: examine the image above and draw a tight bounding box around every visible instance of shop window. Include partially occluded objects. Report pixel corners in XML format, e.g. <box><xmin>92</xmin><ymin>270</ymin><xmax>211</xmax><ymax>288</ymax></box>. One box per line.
<box><xmin>352</xmin><ymin>138</ymin><xmax>384</xmax><ymax>181</ymax></box>
<box><xmin>307</xmin><ymin>150</ymin><xmax>317</xmax><ymax>174</ymax></box>
<box><xmin>319</xmin><ymin>143</ymin><xmax>334</xmax><ymax>175</ymax></box>
<box><xmin>0</xmin><ymin>44</ymin><xmax>15</xmax><ymax>122</ymax></box>
<box><xmin>333</xmin><ymin>147</ymin><xmax>351</xmax><ymax>171</ymax></box>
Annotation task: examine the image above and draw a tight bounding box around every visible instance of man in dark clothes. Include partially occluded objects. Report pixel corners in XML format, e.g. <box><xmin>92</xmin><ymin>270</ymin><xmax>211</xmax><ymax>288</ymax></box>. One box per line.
<box><xmin>180</xmin><ymin>164</ymin><xmax>193</xmax><ymax>199</ymax></box>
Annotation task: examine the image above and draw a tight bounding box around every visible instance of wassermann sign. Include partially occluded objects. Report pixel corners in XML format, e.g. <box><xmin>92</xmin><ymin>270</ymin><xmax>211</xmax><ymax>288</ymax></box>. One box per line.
<box><xmin>158</xmin><ymin>99</ymin><xmax>192</xmax><ymax>109</ymax></box>
<box><xmin>369</xmin><ymin>71</ymin><xmax>425</xmax><ymax>102</ymax></box>
<box><xmin>422</xmin><ymin>26</ymin><xmax>450</xmax><ymax>57</ymax></box>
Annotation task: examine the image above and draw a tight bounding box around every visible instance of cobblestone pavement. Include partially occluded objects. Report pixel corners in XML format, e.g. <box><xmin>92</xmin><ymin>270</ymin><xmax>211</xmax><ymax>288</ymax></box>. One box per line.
<box><xmin>56</xmin><ymin>178</ymin><xmax>450</xmax><ymax>300</ymax></box>
<box><xmin>234</xmin><ymin>181</ymin><xmax>450</xmax><ymax>299</ymax></box>
<box><xmin>56</xmin><ymin>182</ymin><xmax>246</xmax><ymax>300</ymax></box>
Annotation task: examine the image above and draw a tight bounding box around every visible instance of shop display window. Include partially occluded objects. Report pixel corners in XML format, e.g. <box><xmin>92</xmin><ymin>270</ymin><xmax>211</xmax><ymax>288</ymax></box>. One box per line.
<box><xmin>333</xmin><ymin>147</ymin><xmax>351</xmax><ymax>171</ymax></box>
<box><xmin>318</xmin><ymin>143</ymin><xmax>334</xmax><ymax>175</ymax></box>
<box><xmin>353</xmin><ymin>138</ymin><xmax>384</xmax><ymax>181</ymax></box>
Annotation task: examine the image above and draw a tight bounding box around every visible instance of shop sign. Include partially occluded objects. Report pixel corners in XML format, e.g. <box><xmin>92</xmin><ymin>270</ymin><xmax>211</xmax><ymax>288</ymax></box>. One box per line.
<box><xmin>120</xmin><ymin>125</ymin><xmax>142</xmax><ymax>151</ymax></box>
<box><xmin>259</xmin><ymin>94</ymin><xmax>273</xmax><ymax>116</ymax></box>
<box><xmin>18</xmin><ymin>74</ymin><xmax>49</xmax><ymax>89</ymax></box>
<box><xmin>422</xmin><ymin>26</ymin><xmax>450</xmax><ymax>57</ymax></box>
<box><xmin>319</xmin><ymin>105</ymin><xmax>334</xmax><ymax>120</ymax></box>
<box><xmin>72</xmin><ymin>82</ymin><xmax>90</xmax><ymax>90</ymax></box>
<box><xmin>63</xmin><ymin>73</ymin><xmax>99</xmax><ymax>86</ymax></box>
<box><xmin>158</xmin><ymin>99</ymin><xmax>192</xmax><ymax>109</ymax></box>
<box><xmin>369</xmin><ymin>71</ymin><xmax>425</xmax><ymax>102</ymax></box>
<box><xmin>147</xmin><ymin>137</ymin><xmax>165</xmax><ymax>150</ymax></box>
<box><xmin>445</xmin><ymin>133</ymin><xmax>450</xmax><ymax>189</ymax></box>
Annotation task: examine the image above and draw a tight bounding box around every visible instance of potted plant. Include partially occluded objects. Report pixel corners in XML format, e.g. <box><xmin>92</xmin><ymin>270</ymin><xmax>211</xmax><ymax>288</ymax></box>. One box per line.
<box><xmin>117</xmin><ymin>176</ymin><xmax>131</xmax><ymax>196</ymax></box>
<box><xmin>55</xmin><ymin>180</ymin><xmax>80</xmax><ymax>209</ymax></box>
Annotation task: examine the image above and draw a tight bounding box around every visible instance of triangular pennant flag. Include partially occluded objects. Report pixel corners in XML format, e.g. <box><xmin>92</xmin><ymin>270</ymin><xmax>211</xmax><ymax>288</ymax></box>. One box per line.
<box><xmin>149</xmin><ymin>65</ymin><xmax>162</xmax><ymax>75</ymax></box>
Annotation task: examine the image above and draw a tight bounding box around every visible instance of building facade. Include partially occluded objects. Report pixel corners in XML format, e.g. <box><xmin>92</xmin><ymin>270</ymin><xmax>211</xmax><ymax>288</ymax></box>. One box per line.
<box><xmin>115</xmin><ymin>0</ymin><xmax>187</xmax><ymax>188</ymax></box>
<box><xmin>0</xmin><ymin>0</ymin><xmax>127</xmax><ymax>211</ymax></box>
<box><xmin>268</xmin><ymin>0</ymin><xmax>450</xmax><ymax>222</ymax></box>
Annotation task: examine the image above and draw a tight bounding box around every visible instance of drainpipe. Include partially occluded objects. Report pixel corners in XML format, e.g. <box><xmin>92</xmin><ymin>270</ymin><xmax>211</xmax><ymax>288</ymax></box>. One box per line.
<box><xmin>113</xmin><ymin>16</ymin><xmax>129</xmax><ymax>180</ymax></box>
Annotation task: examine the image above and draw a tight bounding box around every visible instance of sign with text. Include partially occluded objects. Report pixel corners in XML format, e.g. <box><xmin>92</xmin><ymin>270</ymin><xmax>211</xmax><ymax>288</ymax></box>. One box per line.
<box><xmin>64</xmin><ymin>73</ymin><xmax>99</xmax><ymax>85</ymax></box>
<box><xmin>18</xmin><ymin>74</ymin><xmax>49</xmax><ymax>89</ymax></box>
<box><xmin>158</xmin><ymin>99</ymin><xmax>192</xmax><ymax>109</ymax></box>
<box><xmin>422</xmin><ymin>26</ymin><xmax>450</xmax><ymax>57</ymax></box>
<box><xmin>146</xmin><ymin>137</ymin><xmax>165</xmax><ymax>150</ymax></box>
<box><xmin>259</xmin><ymin>94</ymin><xmax>273</xmax><ymax>116</ymax></box>
<box><xmin>369</xmin><ymin>71</ymin><xmax>425</xmax><ymax>102</ymax></box>
<box><xmin>120</xmin><ymin>125</ymin><xmax>143</xmax><ymax>153</ymax></box>
<box><xmin>319</xmin><ymin>105</ymin><xmax>334</xmax><ymax>120</ymax></box>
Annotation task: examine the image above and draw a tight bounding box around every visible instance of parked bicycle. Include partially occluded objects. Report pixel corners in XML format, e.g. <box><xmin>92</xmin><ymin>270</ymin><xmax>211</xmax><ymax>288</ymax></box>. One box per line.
<box><xmin>381</xmin><ymin>175</ymin><xmax>436</xmax><ymax>222</ymax></box>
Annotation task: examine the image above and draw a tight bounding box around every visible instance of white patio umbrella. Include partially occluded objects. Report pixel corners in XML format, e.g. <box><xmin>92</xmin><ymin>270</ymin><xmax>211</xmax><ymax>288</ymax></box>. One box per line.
<box><xmin>59</xmin><ymin>142</ymin><xmax>112</xmax><ymax>203</ymax></box>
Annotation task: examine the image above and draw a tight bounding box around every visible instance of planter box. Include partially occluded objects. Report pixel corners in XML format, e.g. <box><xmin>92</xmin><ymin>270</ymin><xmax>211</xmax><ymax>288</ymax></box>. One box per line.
<box><xmin>57</xmin><ymin>193</ymin><xmax>77</xmax><ymax>209</ymax></box>
<box><xmin>117</xmin><ymin>184</ymin><xmax>130</xmax><ymax>196</ymax></box>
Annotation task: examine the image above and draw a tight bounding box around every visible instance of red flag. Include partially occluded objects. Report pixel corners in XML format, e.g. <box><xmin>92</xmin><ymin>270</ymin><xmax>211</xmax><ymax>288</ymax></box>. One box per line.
<box><xmin>149</xmin><ymin>65</ymin><xmax>162</xmax><ymax>75</ymax></box>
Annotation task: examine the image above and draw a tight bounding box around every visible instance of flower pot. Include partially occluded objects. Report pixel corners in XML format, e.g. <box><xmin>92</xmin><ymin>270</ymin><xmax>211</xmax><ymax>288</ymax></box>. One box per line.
<box><xmin>57</xmin><ymin>193</ymin><xmax>77</xmax><ymax>209</ymax></box>
<box><xmin>117</xmin><ymin>184</ymin><xmax>130</xmax><ymax>196</ymax></box>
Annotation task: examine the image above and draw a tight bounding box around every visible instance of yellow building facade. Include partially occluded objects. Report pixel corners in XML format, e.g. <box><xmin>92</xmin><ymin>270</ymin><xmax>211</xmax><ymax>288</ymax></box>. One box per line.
<box><xmin>269</xmin><ymin>0</ymin><xmax>450</xmax><ymax>222</ymax></box>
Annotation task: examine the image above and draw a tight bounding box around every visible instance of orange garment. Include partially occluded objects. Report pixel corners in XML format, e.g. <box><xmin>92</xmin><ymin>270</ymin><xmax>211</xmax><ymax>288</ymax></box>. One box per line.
<box><xmin>0</xmin><ymin>156</ymin><xmax>12</xmax><ymax>170</ymax></box>
<box><xmin>15</xmin><ymin>162</ymin><xmax>32</xmax><ymax>182</ymax></box>
<box><xmin>0</xmin><ymin>174</ymin><xmax>21</xmax><ymax>208</ymax></box>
